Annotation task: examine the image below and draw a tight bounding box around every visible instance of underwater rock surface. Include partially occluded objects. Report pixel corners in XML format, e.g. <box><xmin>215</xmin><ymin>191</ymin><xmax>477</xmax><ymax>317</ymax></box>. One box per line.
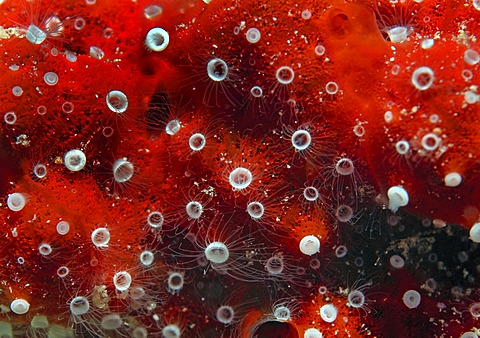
<box><xmin>0</xmin><ymin>0</ymin><xmax>479</xmax><ymax>337</ymax></box>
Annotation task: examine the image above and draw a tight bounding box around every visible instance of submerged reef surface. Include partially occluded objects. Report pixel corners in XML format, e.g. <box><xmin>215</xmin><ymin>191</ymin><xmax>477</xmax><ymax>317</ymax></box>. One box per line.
<box><xmin>0</xmin><ymin>0</ymin><xmax>479</xmax><ymax>337</ymax></box>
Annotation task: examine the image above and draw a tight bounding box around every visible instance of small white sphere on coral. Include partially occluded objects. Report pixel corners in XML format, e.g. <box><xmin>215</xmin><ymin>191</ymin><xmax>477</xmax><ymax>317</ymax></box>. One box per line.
<box><xmin>319</xmin><ymin>303</ymin><xmax>337</xmax><ymax>322</ymax></box>
<box><xmin>403</xmin><ymin>290</ymin><xmax>421</xmax><ymax>309</ymax></box>
<box><xmin>444</xmin><ymin>172</ymin><xmax>462</xmax><ymax>187</ymax></box>
<box><xmin>10</xmin><ymin>299</ymin><xmax>30</xmax><ymax>314</ymax></box>
<box><xmin>304</xmin><ymin>328</ymin><xmax>323</xmax><ymax>338</ymax></box>
<box><xmin>387</xmin><ymin>186</ymin><xmax>409</xmax><ymax>213</ymax></box>
<box><xmin>145</xmin><ymin>27</ymin><xmax>169</xmax><ymax>51</ymax></box>
<box><xmin>469</xmin><ymin>222</ymin><xmax>480</xmax><ymax>243</ymax></box>
<box><xmin>299</xmin><ymin>235</ymin><xmax>320</xmax><ymax>256</ymax></box>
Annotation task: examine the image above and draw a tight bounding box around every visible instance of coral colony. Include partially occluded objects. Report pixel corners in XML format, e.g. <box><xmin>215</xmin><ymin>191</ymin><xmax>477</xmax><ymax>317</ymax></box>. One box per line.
<box><xmin>0</xmin><ymin>0</ymin><xmax>480</xmax><ymax>337</ymax></box>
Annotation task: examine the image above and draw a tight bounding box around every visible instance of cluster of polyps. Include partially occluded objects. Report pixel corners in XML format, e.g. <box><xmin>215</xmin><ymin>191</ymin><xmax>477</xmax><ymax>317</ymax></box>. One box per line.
<box><xmin>1</xmin><ymin>0</ymin><xmax>479</xmax><ymax>336</ymax></box>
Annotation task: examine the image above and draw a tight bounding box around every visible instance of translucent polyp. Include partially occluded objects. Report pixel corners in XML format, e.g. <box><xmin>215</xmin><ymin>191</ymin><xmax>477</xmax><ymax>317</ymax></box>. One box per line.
<box><xmin>299</xmin><ymin>235</ymin><xmax>320</xmax><ymax>256</ymax></box>
<box><xmin>395</xmin><ymin>140</ymin><xmax>410</xmax><ymax>155</ymax></box>
<box><xmin>26</xmin><ymin>24</ymin><xmax>47</xmax><ymax>44</ymax></box>
<box><xmin>335</xmin><ymin>245</ymin><xmax>348</xmax><ymax>258</ymax></box>
<box><xmin>147</xmin><ymin>211</ymin><xmax>164</xmax><ymax>228</ymax></box>
<box><xmin>101</xmin><ymin>314</ymin><xmax>123</xmax><ymax>330</ymax></box>
<box><xmin>166</xmin><ymin>119</ymin><xmax>181</xmax><ymax>135</ymax></box>
<box><xmin>38</xmin><ymin>244</ymin><xmax>52</xmax><ymax>256</ymax></box>
<box><xmin>389</xmin><ymin>255</ymin><xmax>405</xmax><ymax>269</ymax></box>
<box><xmin>113</xmin><ymin>271</ymin><xmax>132</xmax><ymax>291</ymax></box>
<box><xmin>207</xmin><ymin>58</ymin><xmax>228</xmax><ymax>82</ymax></box>
<box><xmin>229</xmin><ymin>167</ymin><xmax>253</xmax><ymax>190</ymax></box>
<box><xmin>64</xmin><ymin>149</ymin><xmax>86</xmax><ymax>171</ymax></box>
<box><xmin>57</xmin><ymin>266</ymin><xmax>69</xmax><ymax>278</ymax></box>
<box><xmin>33</xmin><ymin>164</ymin><xmax>47</xmax><ymax>179</ymax></box>
<box><xmin>276</xmin><ymin>66</ymin><xmax>295</xmax><ymax>84</ymax></box>
<box><xmin>30</xmin><ymin>315</ymin><xmax>49</xmax><ymax>329</ymax></box>
<box><xmin>335</xmin><ymin>158</ymin><xmax>354</xmax><ymax>175</ymax></box>
<box><xmin>189</xmin><ymin>133</ymin><xmax>206</xmax><ymax>151</ymax></box>
<box><xmin>247</xmin><ymin>201</ymin><xmax>264</xmax><ymax>219</ymax></box>
<box><xmin>469</xmin><ymin>222</ymin><xmax>480</xmax><ymax>243</ymax></box>
<box><xmin>325</xmin><ymin>81</ymin><xmax>339</xmax><ymax>95</ymax></box>
<box><xmin>444</xmin><ymin>172</ymin><xmax>462</xmax><ymax>187</ymax></box>
<box><xmin>91</xmin><ymin>228</ymin><xmax>111</xmax><ymax>248</ymax></box>
<box><xmin>273</xmin><ymin>305</ymin><xmax>291</xmax><ymax>321</ymax></box>
<box><xmin>291</xmin><ymin>130</ymin><xmax>311</xmax><ymax>151</ymax></box>
<box><xmin>56</xmin><ymin>221</ymin><xmax>70</xmax><ymax>235</ymax></box>
<box><xmin>167</xmin><ymin>272</ymin><xmax>184</xmax><ymax>292</ymax></box>
<box><xmin>403</xmin><ymin>290</ymin><xmax>421</xmax><ymax>309</ymax></box>
<box><xmin>216</xmin><ymin>305</ymin><xmax>234</xmax><ymax>324</ymax></box>
<box><xmin>265</xmin><ymin>255</ymin><xmax>284</xmax><ymax>275</ymax></box>
<box><xmin>303</xmin><ymin>186</ymin><xmax>319</xmax><ymax>202</ymax></box>
<box><xmin>335</xmin><ymin>205</ymin><xmax>353</xmax><ymax>222</ymax></box>
<box><xmin>205</xmin><ymin>241</ymin><xmax>229</xmax><ymax>264</ymax></box>
<box><xmin>113</xmin><ymin>158</ymin><xmax>134</xmax><ymax>183</ymax></box>
<box><xmin>4</xmin><ymin>112</ymin><xmax>16</xmax><ymax>125</ymax></box>
<box><xmin>70</xmin><ymin>296</ymin><xmax>90</xmax><ymax>315</ymax></box>
<box><xmin>250</xmin><ymin>86</ymin><xmax>263</xmax><ymax>97</ymax></box>
<box><xmin>145</xmin><ymin>27</ymin><xmax>170</xmax><ymax>52</ymax></box>
<box><xmin>162</xmin><ymin>324</ymin><xmax>181</xmax><ymax>338</ymax></box>
<box><xmin>319</xmin><ymin>304</ymin><xmax>337</xmax><ymax>322</ymax></box>
<box><xmin>133</xmin><ymin>327</ymin><xmax>148</xmax><ymax>338</ymax></box>
<box><xmin>106</xmin><ymin>90</ymin><xmax>128</xmax><ymax>113</ymax></box>
<box><xmin>387</xmin><ymin>26</ymin><xmax>408</xmax><ymax>43</ymax></box>
<box><xmin>7</xmin><ymin>193</ymin><xmax>27</xmax><ymax>212</ymax></box>
<box><xmin>144</xmin><ymin>5</ymin><xmax>163</xmax><ymax>19</ymax></box>
<box><xmin>10</xmin><ymin>299</ymin><xmax>30</xmax><ymax>314</ymax></box>
<box><xmin>90</xmin><ymin>46</ymin><xmax>105</xmax><ymax>60</ymax></box>
<box><xmin>348</xmin><ymin>290</ymin><xmax>365</xmax><ymax>308</ymax></box>
<box><xmin>411</xmin><ymin>66</ymin><xmax>434</xmax><ymax>91</ymax></box>
<box><xmin>304</xmin><ymin>328</ymin><xmax>323</xmax><ymax>338</ymax></box>
<box><xmin>140</xmin><ymin>250</ymin><xmax>154</xmax><ymax>266</ymax></box>
<box><xmin>464</xmin><ymin>49</ymin><xmax>480</xmax><ymax>66</ymax></box>
<box><xmin>246</xmin><ymin>28</ymin><xmax>261</xmax><ymax>43</ymax></box>
<box><xmin>186</xmin><ymin>201</ymin><xmax>203</xmax><ymax>219</ymax></box>
<box><xmin>43</xmin><ymin>72</ymin><xmax>58</xmax><ymax>85</ymax></box>
<box><xmin>387</xmin><ymin>186</ymin><xmax>409</xmax><ymax>212</ymax></box>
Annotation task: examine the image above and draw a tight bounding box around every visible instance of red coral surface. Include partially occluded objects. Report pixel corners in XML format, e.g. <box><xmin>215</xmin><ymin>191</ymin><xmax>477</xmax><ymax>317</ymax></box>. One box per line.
<box><xmin>0</xmin><ymin>0</ymin><xmax>479</xmax><ymax>337</ymax></box>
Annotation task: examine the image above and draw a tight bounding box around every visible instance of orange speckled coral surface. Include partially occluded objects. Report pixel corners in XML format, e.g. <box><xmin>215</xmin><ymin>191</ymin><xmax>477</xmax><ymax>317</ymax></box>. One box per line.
<box><xmin>0</xmin><ymin>0</ymin><xmax>479</xmax><ymax>337</ymax></box>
